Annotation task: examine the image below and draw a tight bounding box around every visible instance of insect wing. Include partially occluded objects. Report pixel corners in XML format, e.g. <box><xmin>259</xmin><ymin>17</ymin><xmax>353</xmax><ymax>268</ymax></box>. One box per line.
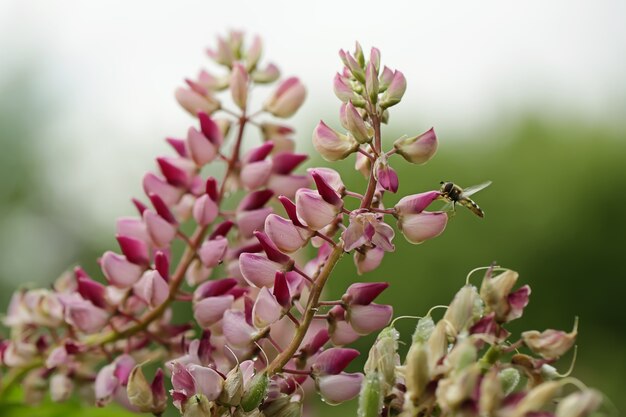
<box><xmin>461</xmin><ymin>181</ymin><xmax>492</xmax><ymax>198</ymax></box>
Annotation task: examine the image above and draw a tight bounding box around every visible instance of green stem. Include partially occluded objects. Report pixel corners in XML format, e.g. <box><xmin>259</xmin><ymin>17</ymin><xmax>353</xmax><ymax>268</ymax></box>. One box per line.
<box><xmin>266</xmin><ymin>243</ymin><xmax>344</xmax><ymax>375</ymax></box>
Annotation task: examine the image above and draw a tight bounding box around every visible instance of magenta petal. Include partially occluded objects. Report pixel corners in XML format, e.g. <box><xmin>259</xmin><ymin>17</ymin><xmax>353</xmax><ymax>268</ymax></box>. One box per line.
<box><xmin>312</xmin><ymin>171</ymin><xmax>343</xmax><ymax>206</ymax></box>
<box><xmin>313</xmin><ymin>348</ymin><xmax>360</xmax><ymax>375</ymax></box>
<box><xmin>244</xmin><ymin>142</ymin><xmax>274</xmax><ymax>163</ymax></box>
<box><xmin>148</xmin><ymin>193</ymin><xmax>177</xmax><ymax>224</ymax></box>
<box><xmin>194</xmin><ymin>295</ymin><xmax>234</xmax><ymax>328</ymax></box>
<box><xmin>237</xmin><ymin>207</ymin><xmax>274</xmax><ymax>238</ymax></box>
<box><xmin>344</xmin><ymin>282</ymin><xmax>389</xmax><ymax>306</ymax></box>
<box><xmin>166</xmin><ymin>137</ymin><xmax>188</xmax><ymax>157</ymax></box>
<box><xmin>254</xmin><ymin>231</ymin><xmax>292</xmax><ymax>265</ymax></box>
<box><xmin>347</xmin><ymin>303</ymin><xmax>393</xmax><ymax>335</ymax></box>
<box><xmin>76</xmin><ymin>272</ymin><xmax>108</xmax><ymax>309</ymax></box>
<box><xmin>186</xmin><ymin>127</ymin><xmax>217</xmax><ymax>166</ymax></box>
<box><xmin>278</xmin><ymin>196</ymin><xmax>305</xmax><ymax>227</ymax></box>
<box><xmin>157</xmin><ymin>157</ymin><xmax>194</xmax><ymax>188</ymax></box>
<box><xmin>169</xmin><ymin>361</ymin><xmax>196</xmax><ymax>395</ymax></box>
<box><xmin>316</xmin><ymin>373</ymin><xmax>364</xmax><ymax>405</ymax></box>
<box><xmin>272</xmin><ymin>152</ymin><xmax>308</xmax><ymax>175</ymax></box>
<box><xmin>197</xmin><ymin>112</ymin><xmax>223</xmax><ymax>146</ymax></box>
<box><xmin>507</xmin><ymin>285</ymin><xmax>531</xmax><ymax>321</ymax></box>
<box><xmin>116</xmin><ymin>235</ymin><xmax>150</xmax><ymax>266</ymax></box>
<box><xmin>241</xmin><ymin>160</ymin><xmax>273</xmax><ymax>190</ymax></box>
<box><xmin>395</xmin><ymin>191</ymin><xmax>441</xmax><ymax>215</ymax></box>
<box><xmin>194</xmin><ymin>278</ymin><xmax>238</xmax><ymax>300</ymax></box>
<box><xmin>237</xmin><ymin>189</ymin><xmax>274</xmax><ymax>211</ymax></box>
<box><xmin>273</xmin><ymin>272</ymin><xmax>291</xmax><ymax>309</ymax></box>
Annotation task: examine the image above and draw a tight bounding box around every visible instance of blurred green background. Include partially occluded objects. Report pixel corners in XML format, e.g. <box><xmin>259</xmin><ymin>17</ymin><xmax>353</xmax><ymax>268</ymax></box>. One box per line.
<box><xmin>0</xmin><ymin>68</ymin><xmax>624</xmax><ymax>416</ymax></box>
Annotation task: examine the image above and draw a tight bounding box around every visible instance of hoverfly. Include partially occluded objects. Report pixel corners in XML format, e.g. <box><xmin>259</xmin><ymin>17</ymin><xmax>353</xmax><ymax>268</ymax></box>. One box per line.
<box><xmin>439</xmin><ymin>180</ymin><xmax>492</xmax><ymax>218</ymax></box>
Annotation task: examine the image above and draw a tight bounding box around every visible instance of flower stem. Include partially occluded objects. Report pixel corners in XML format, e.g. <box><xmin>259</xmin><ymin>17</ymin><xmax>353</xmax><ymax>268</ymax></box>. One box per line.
<box><xmin>266</xmin><ymin>243</ymin><xmax>344</xmax><ymax>375</ymax></box>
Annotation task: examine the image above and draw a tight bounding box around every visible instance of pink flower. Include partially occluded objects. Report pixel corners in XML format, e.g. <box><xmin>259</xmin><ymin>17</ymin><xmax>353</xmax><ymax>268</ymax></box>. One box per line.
<box><xmin>95</xmin><ymin>354</ymin><xmax>136</xmax><ymax>407</ymax></box>
<box><xmin>312</xmin><ymin>120</ymin><xmax>358</xmax><ymax>161</ymax></box>
<box><xmin>197</xmin><ymin>237</ymin><xmax>228</xmax><ymax>268</ymax></box>
<box><xmin>397</xmin><ymin>211</ymin><xmax>448</xmax><ymax>245</ymax></box>
<box><xmin>343</xmin><ymin>211</ymin><xmax>395</xmax><ymax>252</ymax></box>
<box><xmin>61</xmin><ymin>294</ymin><xmax>109</xmax><ymax>334</ymax></box>
<box><xmin>343</xmin><ymin>282</ymin><xmax>389</xmax><ymax>306</ymax></box>
<box><xmin>312</xmin><ymin>348</ymin><xmax>360</xmax><ymax>375</ymax></box>
<box><xmin>230</xmin><ymin>63</ymin><xmax>249</xmax><ymax>110</ymax></box>
<box><xmin>222</xmin><ymin>310</ymin><xmax>258</xmax><ymax>348</ymax></box>
<box><xmin>354</xmin><ymin>247</ymin><xmax>384</xmax><ymax>275</ymax></box>
<box><xmin>346</xmin><ymin>303</ymin><xmax>393</xmax><ymax>335</ymax></box>
<box><xmin>264</xmin><ymin>214</ymin><xmax>312</xmax><ymax>253</ymax></box>
<box><xmin>133</xmin><ymin>270</ymin><xmax>169</xmax><ymax>309</ymax></box>
<box><xmin>316</xmin><ymin>372</ymin><xmax>364</xmax><ymax>405</ymax></box>
<box><xmin>101</xmin><ymin>251</ymin><xmax>144</xmax><ymax>288</ymax></box>
<box><xmin>252</xmin><ymin>287</ymin><xmax>283</xmax><ymax>328</ymax></box>
<box><xmin>264</xmin><ymin>77</ymin><xmax>306</xmax><ymax>118</ymax></box>
<box><xmin>393</xmin><ymin>128</ymin><xmax>438</xmax><ymax>165</ymax></box>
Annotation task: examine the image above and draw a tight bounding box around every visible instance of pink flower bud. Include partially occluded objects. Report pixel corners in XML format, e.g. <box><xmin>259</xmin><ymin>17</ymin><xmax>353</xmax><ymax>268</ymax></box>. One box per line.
<box><xmin>395</xmin><ymin>191</ymin><xmax>441</xmax><ymax>215</ymax></box>
<box><xmin>239</xmin><ymin>253</ymin><xmax>285</xmax><ymax>288</ymax></box>
<box><xmin>443</xmin><ymin>285</ymin><xmax>482</xmax><ymax>333</ymax></box>
<box><xmin>148</xmin><ymin>193</ymin><xmax>177</xmax><ymax>224</ymax></box>
<box><xmin>343</xmin><ymin>282</ymin><xmax>389</xmax><ymax>306</ymax></box>
<box><xmin>365</xmin><ymin>62</ymin><xmax>379</xmax><ymax>103</ymax></box>
<box><xmin>174</xmin><ymin>87</ymin><xmax>220</xmax><ymax>116</ymax></box>
<box><xmin>252</xmin><ymin>287</ymin><xmax>282</xmax><ymax>328</ymax></box>
<box><xmin>193</xmin><ymin>194</ymin><xmax>219</xmax><ymax>226</ymax></box>
<box><xmin>345</xmin><ymin>101</ymin><xmax>371</xmax><ymax>144</ymax></box>
<box><xmin>245</xmin><ymin>35</ymin><xmax>262</xmax><ymax>71</ymax></box>
<box><xmin>143</xmin><ymin>173</ymin><xmax>184</xmax><ymax>206</ymax></box>
<box><xmin>271</xmin><ymin>152</ymin><xmax>307</xmax><ymax>175</ymax></box>
<box><xmin>254</xmin><ymin>230</ymin><xmax>293</xmax><ymax>266</ymax></box>
<box><xmin>295</xmin><ymin>189</ymin><xmax>341</xmax><ymax>231</ymax></box>
<box><xmin>378</xmin><ymin>66</ymin><xmax>394</xmax><ymax>92</ymax></box>
<box><xmin>143</xmin><ymin>210</ymin><xmax>177</xmax><ymax>248</ymax></box>
<box><xmin>198</xmin><ymin>237</ymin><xmax>228</xmax><ymax>268</ymax></box>
<box><xmin>116</xmin><ymin>235</ymin><xmax>150</xmax><ymax>266</ymax></box>
<box><xmin>157</xmin><ymin>157</ymin><xmax>195</xmax><ymax>188</ymax></box>
<box><xmin>251</xmin><ymin>62</ymin><xmax>281</xmax><ymax>83</ymax></box>
<box><xmin>75</xmin><ymin>269</ymin><xmax>108</xmax><ymax>309</ymax></box>
<box><xmin>522</xmin><ymin>319</ymin><xmax>578</xmax><ymax>360</ymax></box>
<box><xmin>194</xmin><ymin>295</ymin><xmax>234</xmax><ymax>328</ymax></box>
<box><xmin>264</xmin><ymin>77</ymin><xmax>306</xmax><ymax>118</ymax></box>
<box><xmin>370</xmin><ymin>48</ymin><xmax>381</xmax><ymax>72</ymax></box>
<box><xmin>316</xmin><ymin>372</ymin><xmax>364</xmax><ymax>405</ymax></box>
<box><xmin>312</xmin><ymin>121</ymin><xmax>358</xmax><ymax>162</ymax></box>
<box><xmin>116</xmin><ymin>217</ymin><xmax>149</xmax><ymax>243</ymax></box>
<box><xmin>312</xmin><ymin>171</ymin><xmax>343</xmax><ymax>206</ymax></box>
<box><xmin>230</xmin><ymin>63</ymin><xmax>249</xmax><ymax>110</ymax></box>
<box><xmin>63</xmin><ymin>296</ymin><xmax>109</xmax><ymax>334</ymax></box>
<box><xmin>133</xmin><ymin>270</ymin><xmax>169</xmax><ymax>308</ymax></box>
<box><xmin>154</xmin><ymin>251</ymin><xmax>169</xmax><ymax>281</ymax></box>
<box><xmin>344</xmin><ymin>52</ymin><xmax>365</xmax><ymax>82</ymax></box>
<box><xmin>273</xmin><ymin>272</ymin><xmax>291</xmax><ymax>309</ymax></box>
<box><xmin>312</xmin><ymin>348</ymin><xmax>360</xmax><ymax>375</ymax></box>
<box><xmin>347</xmin><ymin>303</ymin><xmax>393</xmax><ymax>335</ymax></box>
<box><xmin>376</xmin><ymin>161</ymin><xmax>399</xmax><ymax>193</ymax></box>
<box><xmin>100</xmin><ymin>251</ymin><xmax>143</xmax><ymax>288</ymax></box>
<box><xmin>397</xmin><ymin>211</ymin><xmax>448</xmax><ymax>244</ymax></box>
<box><xmin>241</xmin><ymin>159</ymin><xmax>273</xmax><ymax>190</ymax></box>
<box><xmin>198</xmin><ymin>112</ymin><xmax>223</xmax><ymax>146</ymax></box>
<box><xmin>354</xmin><ymin>246</ymin><xmax>384</xmax><ymax>275</ymax></box>
<box><xmin>266</xmin><ymin>174</ymin><xmax>310</xmax><ymax>199</ymax></box>
<box><xmin>237</xmin><ymin>207</ymin><xmax>274</xmax><ymax>238</ymax></box>
<box><xmin>343</xmin><ymin>212</ymin><xmax>395</xmax><ymax>252</ymax></box>
<box><xmin>380</xmin><ymin>70</ymin><xmax>406</xmax><ymax>109</ymax></box>
<box><xmin>333</xmin><ymin>73</ymin><xmax>354</xmax><ymax>102</ymax></box>
<box><xmin>166</xmin><ymin>137</ymin><xmax>188</xmax><ymax>157</ymax></box>
<box><xmin>480</xmin><ymin>269</ymin><xmax>530</xmax><ymax>323</ymax></box>
<box><xmin>238</xmin><ymin>189</ymin><xmax>274</xmax><ymax>211</ymax></box>
<box><xmin>222</xmin><ymin>310</ymin><xmax>257</xmax><ymax>348</ymax></box>
<box><xmin>186</xmin><ymin>127</ymin><xmax>217</xmax><ymax>166</ymax></box>
<box><xmin>264</xmin><ymin>214</ymin><xmax>311</xmax><ymax>253</ymax></box>
<box><xmin>394</xmin><ymin>128</ymin><xmax>438</xmax><ymax>165</ymax></box>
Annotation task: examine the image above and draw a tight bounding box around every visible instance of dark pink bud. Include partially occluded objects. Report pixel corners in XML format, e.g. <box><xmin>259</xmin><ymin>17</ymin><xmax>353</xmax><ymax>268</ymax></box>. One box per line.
<box><xmin>194</xmin><ymin>295</ymin><xmax>234</xmax><ymax>328</ymax></box>
<box><xmin>151</xmin><ymin>368</ymin><xmax>167</xmax><ymax>412</ymax></box>
<box><xmin>210</xmin><ymin>220</ymin><xmax>234</xmax><ymax>239</ymax></box>
<box><xmin>244</xmin><ymin>142</ymin><xmax>274</xmax><ymax>163</ymax></box>
<box><xmin>254</xmin><ymin>231</ymin><xmax>292</xmax><ymax>266</ymax></box>
<box><xmin>193</xmin><ymin>194</ymin><xmax>219</xmax><ymax>226</ymax></box>
<box><xmin>377</xmin><ymin>163</ymin><xmax>399</xmax><ymax>193</ymax></box>
<box><xmin>301</xmin><ymin>329</ymin><xmax>330</xmax><ymax>357</ymax></box>
<box><xmin>157</xmin><ymin>157</ymin><xmax>195</xmax><ymax>188</ymax></box>
<box><xmin>117</xmin><ymin>235</ymin><xmax>150</xmax><ymax>266</ymax></box>
<box><xmin>166</xmin><ymin>138</ymin><xmax>188</xmax><ymax>157</ymax></box>
<box><xmin>186</xmin><ymin>127</ymin><xmax>217</xmax><ymax>166</ymax></box>
<box><xmin>508</xmin><ymin>285</ymin><xmax>531</xmax><ymax>321</ymax></box>
<box><xmin>131</xmin><ymin>198</ymin><xmax>148</xmax><ymax>216</ymax></box>
<box><xmin>278</xmin><ymin>196</ymin><xmax>305</xmax><ymax>227</ymax></box>
<box><xmin>273</xmin><ymin>272</ymin><xmax>291</xmax><ymax>309</ymax></box>
<box><xmin>148</xmin><ymin>193</ymin><xmax>177</xmax><ymax>224</ymax></box>
<box><xmin>237</xmin><ymin>189</ymin><xmax>274</xmax><ymax>211</ymax></box>
<box><xmin>75</xmin><ymin>269</ymin><xmax>108</xmax><ymax>309</ymax></box>
<box><xmin>198</xmin><ymin>112</ymin><xmax>223</xmax><ymax>146</ymax></box>
<box><xmin>343</xmin><ymin>282</ymin><xmax>389</xmax><ymax>306</ymax></box>
<box><xmin>312</xmin><ymin>348</ymin><xmax>360</xmax><ymax>375</ymax></box>
<box><xmin>133</xmin><ymin>270</ymin><xmax>169</xmax><ymax>308</ymax></box>
<box><xmin>154</xmin><ymin>251</ymin><xmax>169</xmax><ymax>281</ymax></box>
<box><xmin>271</xmin><ymin>152</ymin><xmax>308</xmax><ymax>175</ymax></box>
<box><xmin>239</xmin><ymin>253</ymin><xmax>284</xmax><ymax>288</ymax></box>
<box><xmin>205</xmin><ymin>177</ymin><xmax>218</xmax><ymax>201</ymax></box>
<box><xmin>194</xmin><ymin>278</ymin><xmax>238</xmax><ymax>301</ymax></box>
<box><xmin>312</xmin><ymin>171</ymin><xmax>343</xmax><ymax>206</ymax></box>
<box><xmin>395</xmin><ymin>191</ymin><xmax>441</xmax><ymax>215</ymax></box>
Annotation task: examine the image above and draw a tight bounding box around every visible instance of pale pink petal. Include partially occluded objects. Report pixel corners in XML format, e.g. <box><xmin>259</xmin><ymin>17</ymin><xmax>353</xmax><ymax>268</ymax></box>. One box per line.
<box><xmin>316</xmin><ymin>372</ymin><xmax>364</xmax><ymax>405</ymax></box>
<box><xmin>347</xmin><ymin>303</ymin><xmax>393</xmax><ymax>335</ymax></box>
<box><xmin>193</xmin><ymin>295</ymin><xmax>234</xmax><ymax>328</ymax></box>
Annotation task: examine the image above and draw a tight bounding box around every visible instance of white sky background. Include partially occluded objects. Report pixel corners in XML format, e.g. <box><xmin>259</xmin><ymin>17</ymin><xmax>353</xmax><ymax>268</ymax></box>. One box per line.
<box><xmin>0</xmin><ymin>0</ymin><xmax>625</xmax><ymax>240</ymax></box>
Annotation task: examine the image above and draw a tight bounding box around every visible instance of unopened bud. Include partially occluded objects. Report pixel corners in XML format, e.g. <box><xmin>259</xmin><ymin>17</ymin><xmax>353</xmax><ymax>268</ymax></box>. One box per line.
<box><xmin>50</xmin><ymin>373</ymin><xmax>73</xmax><ymax>402</ymax></box>
<box><xmin>246</xmin><ymin>35</ymin><xmax>262</xmax><ymax>71</ymax></box>
<box><xmin>498</xmin><ymin>368</ymin><xmax>520</xmax><ymax>395</ymax></box>
<box><xmin>127</xmin><ymin>364</ymin><xmax>154</xmax><ymax>412</ymax></box>
<box><xmin>358</xmin><ymin>372</ymin><xmax>383</xmax><ymax>417</ymax></box>
<box><xmin>183</xmin><ymin>394</ymin><xmax>214</xmax><ymax>417</ymax></box>
<box><xmin>312</xmin><ymin>120</ymin><xmax>359</xmax><ymax>161</ymax></box>
<box><xmin>264</xmin><ymin>77</ymin><xmax>306</xmax><ymax>118</ymax></box>
<box><xmin>555</xmin><ymin>389</ymin><xmax>602</xmax><ymax>417</ymax></box>
<box><xmin>241</xmin><ymin>371</ymin><xmax>269</xmax><ymax>412</ymax></box>
<box><xmin>380</xmin><ymin>70</ymin><xmax>406</xmax><ymax>109</ymax></box>
<box><xmin>219</xmin><ymin>365</ymin><xmax>244</xmax><ymax>406</ymax></box>
<box><xmin>365</xmin><ymin>62</ymin><xmax>379</xmax><ymax>104</ymax></box>
<box><xmin>510</xmin><ymin>381</ymin><xmax>561</xmax><ymax>417</ymax></box>
<box><xmin>230</xmin><ymin>63</ymin><xmax>249</xmax><ymax>110</ymax></box>
<box><xmin>443</xmin><ymin>285</ymin><xmax>483</xmax><ymax>334</ymax></box>
<box><xmin>393</xmin><ymin>128</ymin><xmax>438</xmax><ymax>165</ymax></box>
<box><xmin>345</xmin><ymin>102</ymin><xmax>371</xmax><ymax>144</ymax></box>
<box><xmin>521</xmin><ymin>318</ymin><xmax>578</xmax><ymax>359</ymax></box>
